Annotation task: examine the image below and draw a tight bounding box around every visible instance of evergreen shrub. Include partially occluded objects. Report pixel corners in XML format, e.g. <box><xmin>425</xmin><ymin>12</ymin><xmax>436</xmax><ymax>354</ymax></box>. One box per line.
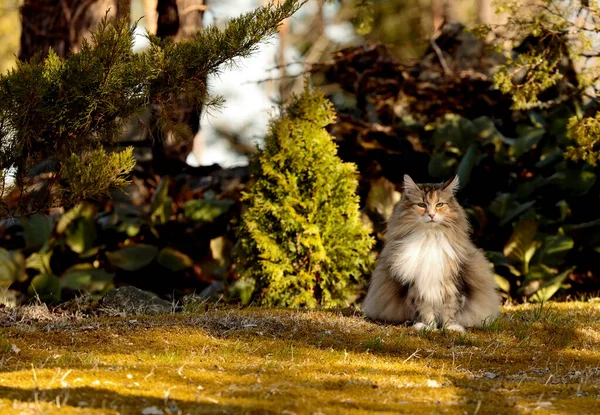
<box><xmin>234</xmin><ymin>86</ymin><xmax>375</xmax><ymax>308</ymax></box>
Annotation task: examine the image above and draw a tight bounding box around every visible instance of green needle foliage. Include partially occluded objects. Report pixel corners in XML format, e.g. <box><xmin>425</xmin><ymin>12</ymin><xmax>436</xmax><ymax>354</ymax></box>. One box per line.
<box><xmin>0</xmin><ymin>0</ymin><xmax>303</xmax><ymax>218</ymax></box>
<box><xmin>234</xmin><ymin>85</ymin><xmax>375</xmax><ymax>308</ymax></box>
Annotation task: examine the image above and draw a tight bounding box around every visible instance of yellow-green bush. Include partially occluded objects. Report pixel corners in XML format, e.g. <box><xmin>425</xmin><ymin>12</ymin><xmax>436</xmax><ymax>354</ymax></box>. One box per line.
<box><xmin>233</xmin><ymin>86</ymin><xmax>374</xmax><ymax>308</ymax></box>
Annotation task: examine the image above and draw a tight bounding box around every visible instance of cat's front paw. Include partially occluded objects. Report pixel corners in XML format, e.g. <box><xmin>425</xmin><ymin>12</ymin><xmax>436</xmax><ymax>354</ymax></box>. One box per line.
<box><xmin>413</xmin><ymin>322</ymin><xmax>437</xmax><ymax>331</ymax></box>
<box><xmin>445</xmin><ymin>323</ymin><xmax>466</xmax><ymax>333</ymax></box>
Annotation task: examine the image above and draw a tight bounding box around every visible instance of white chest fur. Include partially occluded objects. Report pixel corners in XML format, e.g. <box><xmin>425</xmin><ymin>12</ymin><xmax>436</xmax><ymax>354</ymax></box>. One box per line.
<box><xmin>389</xmin><ymin>228</ymin><xmax>460</xmax><ymax>305</ymax></box>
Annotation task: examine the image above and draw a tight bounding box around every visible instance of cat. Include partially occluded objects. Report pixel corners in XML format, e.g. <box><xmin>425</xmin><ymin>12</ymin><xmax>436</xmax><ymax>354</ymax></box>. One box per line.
<box><xmin>362</xmin><ymin>174</ymin><xmax>500</xmax><ymax>332</ymax></box>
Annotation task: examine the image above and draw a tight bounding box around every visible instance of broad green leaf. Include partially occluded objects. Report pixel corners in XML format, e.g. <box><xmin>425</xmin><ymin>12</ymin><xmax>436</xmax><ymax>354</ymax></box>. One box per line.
<box><xmin>511</xmin><ymin>125</ymin><xmax>544</xmax><ymax>156</ymax></box>
<box><xmin>530</xmin><ymin>267</ymin><xmax>574</xmax><ymax>303</ymax></box>
<box><xmin>528</xmin><ymin>112</ymin><xmax>547</xmax><ymax>128</ymax></box>
<box><xmin>488</xmin><ymin>251</ymin><xmax>522</xmax><ymax>277</ymax></box>
<box><xmin>80</xmin><ymin>247</ymin><xmax>101</xmax><ymax>258</ymax></box>
<box><xmin>537</xmin><ymin>235</ymin><xmax>574</xmax><ymax>266</ymax></box>
<box><xmin>519</xmin><ymin>264</ymin><xmax>555</xmax><ymax>297</ymax></box>
<box><xmin>116</xmin><ymin>217</ymin><xmax>144</xmax><ymax>237</ymax></box>
<box><xmin>456</xmin><ymin>143</ymin><xmax>477</xmax><ymax>189</ymax></box>
<box><xmin>150</xmin><ymin>177</ymin><xmax>170</xmax><ymax>213</ymax></box>
<box><xmin>229</xmin><ymin>277</ymin><xmax>256</xmax><ymax>306</ymax></box>
<box><xmin>428</xmin><ymin>152</ymin><xmax>457</xmax><ymax>178</ymax></box>
<box><xmin>472</xmin><ymin>116</ymin><xmax>506</xmax><ymax>143</ymax></box>
<box><xmin>26</xmin><ymin>251</ymin><xmax>53</xmax><ymax>275</ymax></box>
<box><xmin>563</xmin><ymin>218</ymin><xmax>600</xmax><ymax>232</ymax></box>
<box><xmin>489</xmin><ymin>193</ymin><xmax>536</xmax><ymax>224</ymax></box>
<box><xmin>503</xmin><ymin>218</ymin><xmax>538</xmax><ymax>272</ymax></box>
<box><xmin>183</xmin><ymin>199</ymin><xmax>235</xmax><ymax>222</ymax></box>
<box><xmin>489</xmin><ymin>193</ymin><xmax>514</xmax><ymax>219</ymax></box>
<box><xmin>157</xmin><ymin>247</ymin><xmax>194</xmax><ymax>272</ymax></box>
<box><xmin>61</xmin><ymin>271</ymin><xmax>91</xmax><ymax>290</ymax></box>
<box><xmin>499</xmin><ymin>200</ymin><xmax>536</xmax><ymax>226</ymax></box>
<box><xmin>56</xmin><ymin>202</ymin><xmax>96</xmax><ymax>234</ymax></box>
<box><xmin>486</xmin><ymin>251</ymin><xmax>509</xmax><ymax>265</ymax></box>
<box><xmin>587</xmin><ymin>232</ymin><xmax>600</xmax><ymax>250</ymax></box>
<box><xmin>22</xmin><ymin>214</ymin><xmax>54</xmax><ymax>249</ymax></box>
<box><xmin>150</xmin><ymin>177</ymin><xmax>172</xmax><ymax>225</ymax></box>
<box><xmin>114</xmin><ymin>203</ymin><xmax>144</xmax><ymax>219</ymax></box>
<box><xmin>27</xmin><ymin>273</ymin><xmax>61</xmax><ymax>303</ymax></box>
<box><xmin>535</xmin><ymin>149</ymin><xmax>563</xmax><ymax>168</ymax></box>
<box><xmin>516</xmin><ymin>176</ymin><xmax>549</xmax><ymax>199</ymax></box>
<box><xmin>524</xmin><ymin>264</ymin><xmax>555</xmax><ymax>283</ymax></box>
<box><xmin>556</xmin><ymin>200</ymin><xmax>570</xmax><ymax>222</ymax></box>
<box><xmin>432</xmin><ymin>114</ymin><xmax>474</xmax><ymax>149</ymax></box>
<box><xmin>0</xmin><ymin>249</ymin><xmax>26</xmax><ymax>288</ymax></box>
<box><xmin>494</xmin><ymin>274</ymin><xmax>510</xmax><ymax>293</ymax></box>
<box><xmin>106</xmin><ymin>244</ymin><xmax>158</xmax><ymax>271</ymax></box>
<box><xmin>125</xmin><ymin>223</ymin><xmax>141</xmax><ymax>237</ymax></box>
<box><xmin>210</xmin><ymin>237</ymin><xmax>232</xmax><ymax>266</ymax></box>
<box><xmin>152</xmin><ymin>198</ymin><xmax>172</xmax><ymax>225</ymax></box>
<box><xmin>549</xmin><ymin>170</ymin><xmax>596</xmax><ymax>196</ymax></box>
<box><xmin>66</xmin><ymin>218</ymin><xmax>96</xmax><ymax>254</ymax></box>
<box><xmin>61</xmin><ymin>263</ymin><xmax>114</xmax><ymax>291</ymax></box>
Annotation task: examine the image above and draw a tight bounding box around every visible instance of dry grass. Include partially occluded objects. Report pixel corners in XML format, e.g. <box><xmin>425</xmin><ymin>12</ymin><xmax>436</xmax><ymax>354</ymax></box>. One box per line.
<box><xmin>0</xmin><ymin>301</ymin><xmax>599</xmax><ymax>414</ymax></box>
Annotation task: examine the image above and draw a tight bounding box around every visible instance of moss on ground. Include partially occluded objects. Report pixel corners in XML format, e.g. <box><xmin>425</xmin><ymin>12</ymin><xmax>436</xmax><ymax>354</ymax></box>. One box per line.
<box><xmin>0</xmin><ymin>301</ymin><xmax>599</xmax><ymax>414</ymax></box>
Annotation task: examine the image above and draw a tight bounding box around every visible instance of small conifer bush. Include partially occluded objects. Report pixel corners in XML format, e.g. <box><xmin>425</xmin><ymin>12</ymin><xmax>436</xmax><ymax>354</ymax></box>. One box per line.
<box><xmin>233</xmin><ymin>86</ymin><xmax>375</xmax><ymax>308</ymax></box>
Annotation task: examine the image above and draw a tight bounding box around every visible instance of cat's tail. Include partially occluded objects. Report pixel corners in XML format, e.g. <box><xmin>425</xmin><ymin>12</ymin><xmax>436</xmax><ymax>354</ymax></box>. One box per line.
<box><xmin>362</xmin><ymin>263</ymin><xmax>412</xmax><ymax>323</ymax></box>
<box><xmin>457</xmin><ymin>248</ymin><xmax>502</xmax><ymax>328</ymax></box>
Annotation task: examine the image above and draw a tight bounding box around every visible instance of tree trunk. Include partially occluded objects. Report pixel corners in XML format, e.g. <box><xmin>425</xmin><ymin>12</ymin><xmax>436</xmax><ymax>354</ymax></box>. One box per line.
<box><xmin>142</xmin><ymin>0</ymin><xmax>159</xmax><ymax>35</ymax></box>
<box><xmin>116</xmin><ymin>0</ymin><xmax>131</xmax><ymax>20</ymax></box>
<box><xmin>156</xmin><ymin>0</ymin><xmax>180</xmax><ymax>38</ymax></box>
<box><xmin>444</xmin><ymin>0</ymin><xmax>459</xmax><ymax>24</ymax></box>
<box><xmin>477</xmin><ymin>0</ymin><xmax>494</xmax><ymax>24</ymax></box>
<box><xmin>167</xmin><ymin>0</ymin><xmax>204</xmax><ymax>139</ymax></box>
<box><xmin>431</xmin><ymin>0</ymin><xmax>444</xmax><ymax>32</ymax></box>
<box><xmin>149</xmin><ymin>0</ymin><xmax>205</xmax><ymax>173</ymax></box>
<box><xmin>175</xmin><ymin>0</ymin><xmax>205</xmax><ymax>41</ymax></box>
<box><xmin>431</xmin><ymin>0</ymin><xmax>459</xmax><ymax>33</ymax></box>
<box><xmin>19</xmin><ymin>0</ymin><xmax>128</xmax><ymax>61</ymax></box>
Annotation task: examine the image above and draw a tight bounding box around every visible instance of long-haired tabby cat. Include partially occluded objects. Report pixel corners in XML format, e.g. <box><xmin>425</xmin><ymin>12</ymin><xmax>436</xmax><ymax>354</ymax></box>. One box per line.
<box><xmin>362</xmin><ymin>174</ymin><xmax>500</xmax><ymax>332</ymax></box>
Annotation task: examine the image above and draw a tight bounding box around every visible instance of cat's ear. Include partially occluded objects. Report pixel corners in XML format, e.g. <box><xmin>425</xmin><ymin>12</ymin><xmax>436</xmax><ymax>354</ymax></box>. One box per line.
<box><xmin>442</xmin><ymin>174</ymin><xmax>460</xmax><ymax>195</ymax></box>
<box><xmin>403</xmin><ymin>174</ymin><xmax>419</xmax><ymax>193</ymax></box>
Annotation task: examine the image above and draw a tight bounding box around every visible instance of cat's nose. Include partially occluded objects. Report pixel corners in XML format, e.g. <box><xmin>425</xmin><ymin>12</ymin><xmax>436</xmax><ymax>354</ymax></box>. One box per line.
<box><xmin>428</xmin><ymin>212</ymin><xmax>435</xmax><ymax>218</ymax></box>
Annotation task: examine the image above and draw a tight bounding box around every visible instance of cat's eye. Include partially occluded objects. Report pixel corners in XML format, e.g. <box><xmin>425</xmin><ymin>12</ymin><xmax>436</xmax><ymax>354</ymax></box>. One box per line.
<box><xmin>417</xmin><ymin>203</ymin><xmax>427</xmax><ymax>208</ymax></box>
<box><xmin>436</xmin><ymin>202</ymin><xmax>445</xmax><ymax>208</ymax></box>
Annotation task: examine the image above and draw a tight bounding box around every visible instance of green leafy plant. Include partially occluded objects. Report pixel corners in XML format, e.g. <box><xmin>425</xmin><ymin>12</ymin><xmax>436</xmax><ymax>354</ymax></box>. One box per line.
<box><xmin>233</xmin><ymin>85</ymin><xmax>375</xmax><ymax>308</ymax></box>
<box><xmin>7</xmin><ymin>204</ymin><xmax>116</xmax><ymax>304</ymax></box>
<box><xmin>0</xmin><ymin>151</ymin><xmax>249</xmax><ymax>305</ymax></box>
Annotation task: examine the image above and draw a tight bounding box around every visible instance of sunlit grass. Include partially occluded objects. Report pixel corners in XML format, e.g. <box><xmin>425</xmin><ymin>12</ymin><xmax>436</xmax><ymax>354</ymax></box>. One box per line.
<box><xmin>0</xmin><ymin>301</ymin><xmax>599</xmax><ymax>414</ymax></box>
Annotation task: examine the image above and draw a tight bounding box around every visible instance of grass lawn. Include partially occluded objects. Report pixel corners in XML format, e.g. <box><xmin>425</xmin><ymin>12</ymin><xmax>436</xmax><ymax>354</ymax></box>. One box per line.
<box><xmin>0</xmin><ymin>301</ymin><xmax>599</xmax><ymax>414</ymax></box>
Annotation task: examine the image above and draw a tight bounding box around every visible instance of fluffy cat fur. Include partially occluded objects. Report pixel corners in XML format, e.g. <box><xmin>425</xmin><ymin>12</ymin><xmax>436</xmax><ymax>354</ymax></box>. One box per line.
<box><xmin>362</xmin><ymin>174</ymin><xmax>500</xmax><ymax>332</ymax></box>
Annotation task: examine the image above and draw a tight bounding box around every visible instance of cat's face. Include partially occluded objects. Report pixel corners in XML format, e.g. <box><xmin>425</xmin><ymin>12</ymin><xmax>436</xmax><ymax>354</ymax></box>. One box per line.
<box><xmin>402</xmin><ymin>175</ymin><xmax>460</xmax><ymax>225</ymax></box>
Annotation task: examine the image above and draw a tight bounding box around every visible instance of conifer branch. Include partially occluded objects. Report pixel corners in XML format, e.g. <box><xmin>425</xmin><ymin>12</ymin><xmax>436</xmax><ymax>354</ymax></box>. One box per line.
<box><xmin>0</xmin><ymin>0</ymin><xmax>304</xmax><ymax>217</ymax></box>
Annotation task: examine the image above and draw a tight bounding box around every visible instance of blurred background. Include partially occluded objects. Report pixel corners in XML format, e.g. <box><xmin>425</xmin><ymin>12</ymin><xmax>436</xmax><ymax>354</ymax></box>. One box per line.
<box><xmin>2</xmin><ymin>0</ymin><xmax>599</xmax><ymax>308</ymax></box>
<box><xmin>0</xmin><ymin>0</ymin><xmax>495</xmax><ymax>168</ymax></box>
